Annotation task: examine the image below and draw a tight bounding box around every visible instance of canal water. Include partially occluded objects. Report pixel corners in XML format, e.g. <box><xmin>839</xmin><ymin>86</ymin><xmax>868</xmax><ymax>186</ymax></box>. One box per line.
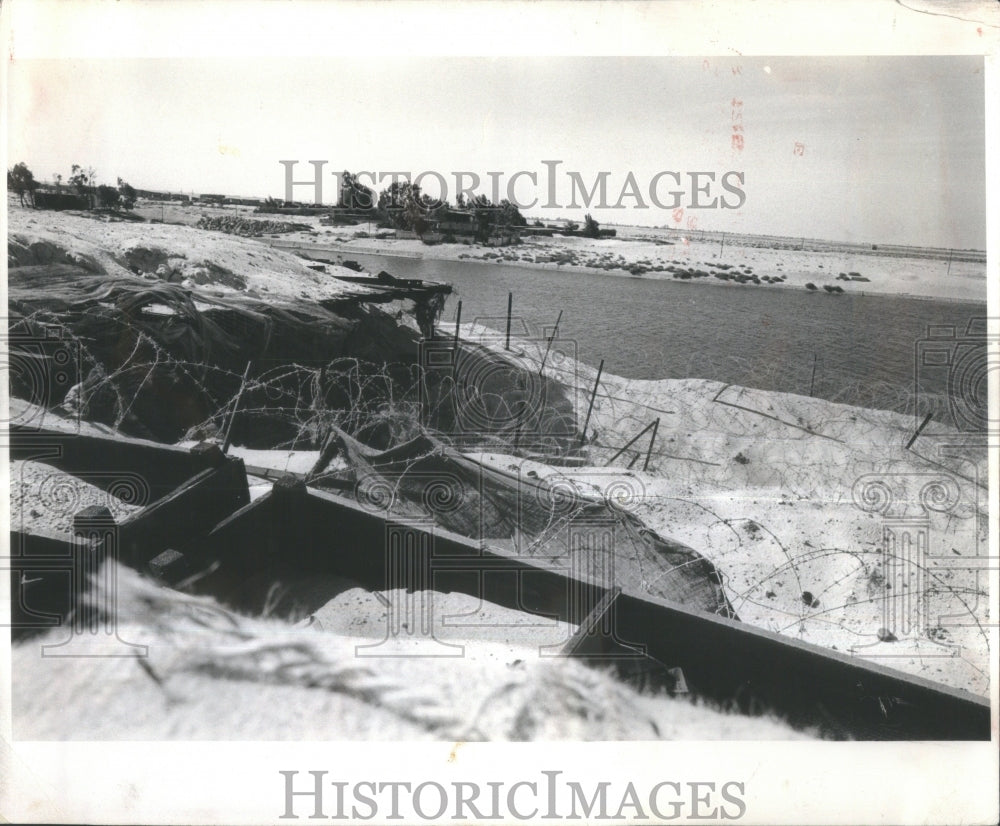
<box><xmin>330</xmin><ymin>250</ymin><xmax>987</xmax><ymax>423</ymax></box>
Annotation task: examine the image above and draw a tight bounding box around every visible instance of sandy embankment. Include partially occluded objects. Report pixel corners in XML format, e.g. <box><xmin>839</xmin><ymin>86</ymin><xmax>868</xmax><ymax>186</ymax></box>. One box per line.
<box><xmin>457</xmin><ymin>323</ymin><xmax>990</xmax><ymax>697</ymax></box>
<box><xmin>13</xmin><ymin>564</ymin><xmax>810</xmax><ymax>740</ymax></box>
<box><xmin>9</xmin><ymin>460</ymin><xmax>144</xmax><ymax>536</ymax></box>
<box><xmin>6</xmin><ymin>206</ymin><xmax>371</xmax><ymax>303</ymax></box>
<box><xmin>123</xmin><ymin>199</ymin><xmax>987</xmax><ymax>303</ymax></box>
<box><xmin>272</xmin><ymin>225</ymin><xmax>986</xmax><ymax>305</ymax></box>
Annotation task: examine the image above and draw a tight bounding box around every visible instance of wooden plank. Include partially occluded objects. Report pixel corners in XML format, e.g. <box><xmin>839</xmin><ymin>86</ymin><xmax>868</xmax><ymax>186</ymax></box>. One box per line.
<box><xmin>10</xmin><ymin>425</ymin><xmax>223</xmax><ymax>503</ymax></box>
<box><xmin>115</xmin><ymin>457</ymin><xmax>250</xmax><ymax>568</ymax></box>
<box><xmin>560</xmin><ymin>586</ymin><xmax>632</xmax><ymax>657</ymax></box>
<box><xmin>110</xmin><ymin>480</ymin><xmax>990</xmax><ymax>739</ymax></box>
<box><xmin>285</xmin><ymin>488</ymin><xmax>994</xmax><ymax>738</ymax></box>
<box><xmin>560</xmin><ymin>587</ymin><xmax>688</xmax><ymax>695</ymax></box>
<box><xmin>611</xmin><ymin>590</ymin><xmax>989</xmax><ymax>740</ymax></box>
<box><xmin>8</xmin><ymin>456</ymin><xmax>250</xmax><ymax>636</ymax></box>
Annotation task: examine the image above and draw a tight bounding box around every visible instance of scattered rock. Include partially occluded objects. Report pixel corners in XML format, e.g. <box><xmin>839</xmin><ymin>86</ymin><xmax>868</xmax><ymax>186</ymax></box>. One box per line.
<box><xmin>196</xmin><ymin>216</ymin><xmax>309</xmax><ymax>237</ymax></box>
<box><xmin>801</xmin><ymin>591</ymin><xmax>820</xmax><ymax>609</ymax></box>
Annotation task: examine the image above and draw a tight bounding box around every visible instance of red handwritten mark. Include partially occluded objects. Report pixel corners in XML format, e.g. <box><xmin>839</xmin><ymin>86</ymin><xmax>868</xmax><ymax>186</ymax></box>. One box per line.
<box><xmin>703</xmin><ymin>59</ymin><xmax>711</xmax><ymax>71</ymax></box>
<box><xmin>732</xmin><ymin>65</ymin><xmax>742</xmax><ymax>75</ymax></box>
<box><xmin>731</xmin><ymin>98</ymin><xmax>744</xmax><ymax>152</ymax></box>
<box><xmin>977</xmin><ymin>27</ymin><xmax>983</xmax><ymax>36</ymax></box>
<box><xmin>672</xmin><ymin>208</ymin><xmax>684</xmax><ymax>224</ymax></box>
<box><xmin>793</xmin><ymin>142</ymin><xmax>805</xmax><ymax>156</ymax></box>
<box><xmin>686</xmin><ymin>216</ymin><xmax>698</xmax><ymax>230</ymax></box>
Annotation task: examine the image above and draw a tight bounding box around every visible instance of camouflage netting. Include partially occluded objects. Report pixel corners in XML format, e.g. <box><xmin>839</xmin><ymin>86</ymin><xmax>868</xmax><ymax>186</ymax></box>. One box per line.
<box><xmin>8</xmin><ymin>264</ymin><xmax>582</xmax><ymax>455</ymax></box>
<box><xmin>7</xmin><ymin>264</ymin><xmax>422</xmax><ymax>444</ymax></box>
<box><xmin>308</xmin><ymin>426</ymin><xmax>736</xmax><ymax>618</ymax></box>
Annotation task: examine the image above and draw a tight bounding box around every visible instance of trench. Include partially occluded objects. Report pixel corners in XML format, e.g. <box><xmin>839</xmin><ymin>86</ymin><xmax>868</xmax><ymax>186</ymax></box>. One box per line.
<box><xmin>7</xmin><ymin>258</ymin><xmax>992</xmax><ymax>740</ymax></box>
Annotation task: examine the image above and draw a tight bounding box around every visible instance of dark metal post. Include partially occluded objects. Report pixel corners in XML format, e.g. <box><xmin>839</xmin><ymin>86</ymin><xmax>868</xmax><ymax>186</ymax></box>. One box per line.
<box><xmin>538</xmin><ymin>309</ymin><xmax>563</xmax><ymax>375</ymax></box>
<box><xmin>452</xmin><ymin>300</ymin><xmax>462</xmax><ymax>352</ymax></box>
<box><xmin>906</xmin><ymin>412</ymin><xmax>934</xmax><ymax>450</ymax></box>
<box><xmin>580</xmin><ymin>359</ymin><xmax>604</xmax><ymax>446</ymax></box>
<box><xmin>222</xmin><ymin>360</ymin><xmax>253</xmax><ymax>454</ymax></box>
<box><xmin>451</xmin><ymin>301</ymin><xmax>463</xmax><ymax>383</ymax></box>
<box><xmin>606</xmin><ymin>418</ymin><xmax>655</xmax><ymax>466</ymax></box>
<box><xmin>642</xmin><ymin>417</ymin><xmax>660</xmax><ymax>472</ymax></box>
<box><xmin>505</xmin><ymin>292</ymin><xmax>513</xmax><ymax>350</ymax></box>
<box><xmin>809</xmin><ymin>354</ymin><xmax>817</xmax><ymax>397</ymax></box>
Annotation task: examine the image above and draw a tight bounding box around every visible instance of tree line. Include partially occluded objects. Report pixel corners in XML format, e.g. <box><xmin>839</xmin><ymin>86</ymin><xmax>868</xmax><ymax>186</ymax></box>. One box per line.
<box><xmin>9</xmin><ymin>161</ymin><xmax>602</xmax><ymax>240</ymax></box>
<box><xmin>7</xmin><ymin>161</ymin><xmax>137</xmax><ymax>210</ymax></box>
<box><xmin>338</xmin><ymin>171</ymin><xmax>529</xmax><ymax>241</ymax></box>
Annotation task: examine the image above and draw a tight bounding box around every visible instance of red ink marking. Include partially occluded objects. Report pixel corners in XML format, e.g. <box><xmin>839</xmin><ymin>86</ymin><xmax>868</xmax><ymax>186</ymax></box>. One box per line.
<box><xmin>732</xmin><ymin>65</ymin><xmax>742</xmax><ymax>75</ymax></box>
<box><xmin>730</xmin><ymin>98</ymin><xmax>744</xmax><ymax>152</ymax></box>
<box><xmin>977</xmin><ymin>27</ymin><xmax>983</xmax><ymax>36</ymax></box>
<box><xmin>703</xmin><ymin>59</ymin><xmax>711</xmax><ymax>71</ymax></box>
<box><xmin>793</xmin><ymin>142</ymin><xmax>805</xmax><ymax>156</ymax></box>
<box><xmin>672</xmin><ymin>208</ymin><xmax>685</xmax><ymax>224</ymax></box>
<box><xmin>686</xmin><ymin>216</ymin><xmax>698</xmax><ymax>230</ymax></box>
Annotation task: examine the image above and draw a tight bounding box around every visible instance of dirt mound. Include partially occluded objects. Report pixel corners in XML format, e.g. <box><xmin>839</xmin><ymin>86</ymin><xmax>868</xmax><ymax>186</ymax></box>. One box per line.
<box><xmin>7</xmin><ymin>233</ymin><xmax>104</xmax><ymax>272</ymax></box>
<box><xmin>122</xmin><ymin>244</ymin><xmax>174</xmax><ymax>274</ymax></box>
<box><xmin>7</xmin><ymin>208</ymin><xmax>376</xmax><ymax>302</ymax></box>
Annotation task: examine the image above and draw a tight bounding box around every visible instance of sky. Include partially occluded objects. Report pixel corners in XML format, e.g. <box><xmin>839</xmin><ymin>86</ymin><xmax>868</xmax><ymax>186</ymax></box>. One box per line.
<box><xmin>7</xmin><ymin>55</ymin><xmax>987</xmax><ymax>248</ymax></box>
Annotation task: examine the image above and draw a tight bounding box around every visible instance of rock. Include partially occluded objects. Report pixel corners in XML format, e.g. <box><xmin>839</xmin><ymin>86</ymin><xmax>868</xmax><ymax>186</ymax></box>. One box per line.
<box><xmin>801</xmin><ymin>591</ymin><xmax>820</xmax><ymax>609</ymax></box>
<box><xmin>73</xmin><ymin>504</ymin><xmax>116</xmax><ymax>535</ymax></box>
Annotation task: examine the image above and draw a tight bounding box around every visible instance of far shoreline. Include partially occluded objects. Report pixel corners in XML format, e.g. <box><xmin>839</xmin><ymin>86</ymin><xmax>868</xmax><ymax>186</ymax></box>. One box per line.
<box><xmin>271</xmin><ymin>238</ymin><xmax>989</xmax><ymax>308</ymax></box>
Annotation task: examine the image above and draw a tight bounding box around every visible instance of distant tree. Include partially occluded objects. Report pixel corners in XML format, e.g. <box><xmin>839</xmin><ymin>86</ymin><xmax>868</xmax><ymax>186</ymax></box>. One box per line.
<box><xmin>96</xmin><ymin>184</ymin><xmax>120</xmax><ymax>209</ymax></box>
<box><xmin>583</xmin><ymin>213</ymin><xmax>600</xmax><ymax>238</ymax></box>
<box><xmin>7</xmin><ymin>162</ymin><xmax>39</xmax><ymax>207</ymax></box>
<box><xmin>470</xmin><ymin>194</ymin><xmax>494</xmax><ymax>242</ymax></box>
<box><xmin>378</xmin><ymin>181</ymin><xmax>435</xmax><ymax>236</ymax></box>
<box><xmin>339</xmin><ymin>171</ymin><xmax>376</xmax><ymax>210</ymax></box>
<box><xmin>117</xmin><ymin>178</ymin><xmax>137</xmax><ymax>210</ymax></box>
<box><xmin>69</xmin><ymin>164</ymin><xmax>97</xmax><ymax>207</ymax></box>
<box><xmin>377</xmin><ymin>181</ymin><xmax>406</xmax><ymax>228</ymax></box>
<box><xmin>456</xmin><ymin>195</ymin><xmax>525</xmax><ymax>243</ymax></box>
<box><xmin>564</xmin><ymin>220</ymin><xmax>579</xmax><ymax>233</ymax></box>
<box><xmin>497</xmin><ymin>199</ymin><xmax>527</xmax><ymax>228</ymax></box>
